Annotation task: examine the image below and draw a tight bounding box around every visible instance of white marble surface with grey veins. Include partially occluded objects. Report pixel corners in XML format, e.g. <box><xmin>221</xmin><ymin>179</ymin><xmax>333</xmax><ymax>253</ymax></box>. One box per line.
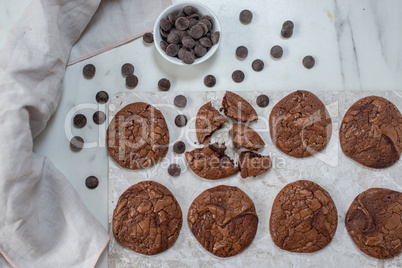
<box><xmin>0</xmin><ymin>0</ymin><xmax>401</xmax><ymax>267</ymax></box>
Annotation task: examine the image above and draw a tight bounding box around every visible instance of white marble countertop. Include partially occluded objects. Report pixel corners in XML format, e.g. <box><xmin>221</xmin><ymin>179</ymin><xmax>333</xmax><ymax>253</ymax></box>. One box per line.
<box><xmin>1</xmin><ymin>0</ymin><xmax>401</xmax><ymax>267</ymax></box>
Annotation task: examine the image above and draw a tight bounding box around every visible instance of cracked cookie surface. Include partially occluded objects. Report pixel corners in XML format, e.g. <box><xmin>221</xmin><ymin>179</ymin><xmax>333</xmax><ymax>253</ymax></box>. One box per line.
<box><xmin>196</xmin><ymin>102</ymin><xmax>227</xmax><ymax>144</ymax></box>
<box><xmin>112</xmin><ymin>181</ymin><xmax>182</xmax><ymax>255</ymax></box>
<box><xmin>107</xmin><ymin>102</ymin><xmax>169</xmax><ymax>169</ymax></box>
<box><xmin>269</xmin><ymin>90</ymin><xmax>332</xmax><ymax>158</ymax></box>
<box><xmin>185</xmin><ymin>143</ymin><xmax>239</xmax><ymax>180</ymax></box>
<box><xmin>239</xmin><ymin>151</ymin><xmax>271</xmax><ymax>178</ymax></box>
<box><xmin>221</xmin><ymin>91</ymin><xmax>258</xmax><ymax>122</ymax></box>
<box><xmin>188</xmin><ymin>185</ymin><xmax>259</xmax><ymax>257</ymax></box>
<box><xmin>345</xmin><ymin>188</ymin><xmax>401</xmax><ymax>259</ymax></box>
<box><xmin>270</xmin><ymin>180</ymin><xmax>338</xmax><ymax>253</ymax></box>
<box><xmin>340</xmin><ymin>96</ymin><xmax>402</xmax><ymax>168</ymax></box>
<box><xmin>229</xmin><ymin>123</ymin><xmax>265</xmax><ymax>151</ymax></box>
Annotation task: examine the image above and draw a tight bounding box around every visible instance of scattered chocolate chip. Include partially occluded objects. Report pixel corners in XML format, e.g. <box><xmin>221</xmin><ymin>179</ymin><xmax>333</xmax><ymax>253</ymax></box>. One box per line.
<box><xmin>160</xmin><ymin>40</ymin><xmax>168</xmax><ymax>51</ymax></box>
<box><xmin>303</xmin><ymin>55</ymin><xmax>315</xmax><ymax>69</ymax></box>
<box><xmin>73</xmin><ymin>114</ymin><xmax>87</xmax><ymax>128</ymax></box>
<box><xmin>271</xmin><ymin>45</ymin><xmax>283</xmax><ymax>59</ymax></box>
<box><xmin>173</xmin><ymin>141</ymin><xmax>186</xmax><ymax>154</ymax></box>
<box><xmin>281</xmin><ymin>26</ymin><xmax>293</xmax><ymax>38</ymax></box>
<box><xmin>183</xmin><ymin>6</ymin><xmax>195</xmax><ymax>16</ymax></box>
<box><xmin>283</xmin><ymin>20</ymin><xmax>294</xmax><ymax>29</ymax></box>
<box><xmin>200</xmin><ymin>37</ymin><xmax>212</xmax><ymax>48</ymax></box>
<box><xmin>232</xmin><ymin>70</ymin><xmax>245</xmax><ymax>83</ymax></box>
<box><xmin>85</xmin><ymin>176</ymin><xmax>99</xmax><ymax>189</ymax></box>
<box><xmin>174</xmin><ymin>95</ymin><xmax>187</xmax><ymax>108</ymax></box>
<box><xmin>125</xmin><ymin>75</ymin><xmax>138</xmax><ymax>88</ymax></box>
<box><xmin>236</xmin><ymin>46</ymin><xmax>248</xmax><ymax>59</ymax></box>
<box><xmin>166</xmin><ymin>44</ymin><xmax>180</xmax><ymax>57</ymax></box>
<box><xmin>158</xmin><ymin>78</ymin><xmax>171</xmax><ymax>91</ymax></box>
<box><xmin>211</xmin><ymin>32</ymin><xmax>220</xmax><ymax>45</ymax></box>
<box><xmin>239</xmin><ymin>10</ymin><xmax>253</xmax><ymax>24</ymax></box>
<box><xmin>168</xmin><ymin>163</ymin><xmax>181</xmax><ymax>177</ymax></box>
<box><xmin>256</xmin><ymin>94</ymin><xmax>270</xmax><ymax>107</ymax></box>
<box><xmin>182</xmin><ymin>36</ymin><xmax>195</xmax><ymax>48</ymax></box>
<box><xmin>93</xmin><ymin>111</ymin><xmax>106</xmax><ymax>125</ymax></box>
<box><xmin>167</xmin><ymin>32</ymin><xmax>180</xmax><ymax>44</ymax></box>
<box><xmin>182</xmin><ymin>50</ymin><xmax>195</xmax><ymax>64</ymax></box>
<box><xmin>143</xmin><ymin>32</ymin><xmax>154</xmax><ymax>43</ymax></box>
<box><xmin>121</xmin><ymin>63</ymin><xmax>134</xmax><ymax>76</ymax></box>
<box><xmin>160</xmin><ymin>17</ymin><xmax>172</xmax><ymax>32</ymax></box>
<box><xmin>175</xmin><ymin>114</ymin><xmax>188</xmax><ymax>127</ymax></box>
<box><xmin>175</xmin><ymin>17</ymin><xmax>190</xmax><ymax>31</ymax></box>
<box><xmin>70</xmin><ymin>136</ymin><xmax>84</xmax><ymax>152</ymax></box>
<box><xmin>194</xmin><ymin>43</ymin><xmax>207</xmax><ymax>57</ymax></box>
<box><xmin>252</xmin><ymin>59</ymin><xmax>264</xmax><ymax>72</ymax></box>
<box><xmin>96</xmin><ymin>91</ymin><xmax>109</xmax><ymax>104</ymax></box>
<box><xmin>83</xmin><ymin>64</ymin><xmax>96</xmax><ymax>79</ymax></box>
<box><xmin>204</xmin><ymin>75</ymin><xmax>216</xmax><ymax>87</ymax></box>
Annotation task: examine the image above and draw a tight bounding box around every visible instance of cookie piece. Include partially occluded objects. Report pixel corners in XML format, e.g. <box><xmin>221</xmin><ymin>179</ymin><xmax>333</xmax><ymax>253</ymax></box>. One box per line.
<box><xmin>239</xmin><ymin>151</ymin><xmax>271</xmax><ymax>179</ymax></box>
<box><xmin>113</xmin><ymin>181</ymin><xmax>182</xmax><ymax>255</ymax></box>
<box><xmin>221</xmin><ymin>91</ymin><xmax>258</xmax><ymax>122</ymax></box>
<box><xmin>269</xmin><ymin>90</ymin><xmax>332</xmax><ymax>158</ymax></box>
<box><xmin>185</xmin><ymin>143</ymin><xmax>239</xmax><ymax>180</ymax></box>
<box><xmin>340</xmin><ymin>96</ymin><xmax>402</xmax><ymax>168</ymax></box>
<box><xmin>107</xmin><ymin>102</ymin><xmax>169</xmax><ymax>170</ymax></box>
<box><xmin>270</xmin><ymin>180</ymin><xmax>338</xmax><ymax>253</ymax></box>
<box><xmin>229</xmin><ymin>123</ymin><xmax>265</xmax><ymax>151</ymax></box>
<box><xmin>188</xmin><ymin>185</ymin><xmax>258</xmax><ymax>257</ymax></box>
<box><xmin>196</xmin><ymin>102</ymin><xmax>227</xmax><ymax>144</ymax></box>
<box><xmin>345</xmin><ymin>188</ymin><xmax>402</xmax><ymax>259</ymax></box>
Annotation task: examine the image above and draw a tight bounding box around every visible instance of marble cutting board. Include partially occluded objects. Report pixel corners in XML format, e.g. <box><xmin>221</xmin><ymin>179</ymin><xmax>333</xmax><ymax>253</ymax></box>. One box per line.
<box><xmin>108</xmin><ymin>90</ymin><xmax>401</xmax><ymax>268</ymax></box>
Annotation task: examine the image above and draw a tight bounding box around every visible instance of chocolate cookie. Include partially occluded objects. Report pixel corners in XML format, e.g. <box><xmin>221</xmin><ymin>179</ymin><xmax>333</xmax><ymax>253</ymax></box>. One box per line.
<box><xmin>239</xmin><ymin>151</ymin><xmax>272</xmax><ymax>179</ymax></box>
<box><xmin>340</xmin><ymin>96</ymin><xmax>402</xmax><ymax>168</ymax></box>
<box><xmin>221</xmin><ymin>91</ymin><xmax>258</xmax><ymax>122</ymax></box>
<box><xmin>107</xmin><ymin>102</ymin><xmax>169</xmax><ymax>169</ymax></box>
<box><xmin>229</xmin><ymin>123</ymin><xmax>265</xmax><ymax>151</ymax></box>
<box><xmin>345</xmin><ymin>188</ymin><xmax>401</xmax><ymax>259</ymax></box>
<box><xmin>188</xmin><ymin>185</ymin><xmax>258</xmax><ymax>257</ymax></box>
<box><xmin>185</xmin><ymin>143</ymin><xmax>239</xmax><ymax>180</ymax></box>
<box><xmin>113</xmin><ymin>181</ymin><xmax>182</xmax><ymax>255</ymax></box>
<box><xmin>269</xmin><ymin>90</ymin><xmax>332</xmax><ymax>158</ymax></box>
<box><xmin>196</xmin><ymin>102</ymin><xmax>227</xmax><ymax>144</ymax></box>
<box><xmin>270</xmin><ymin>180</ymin><xmax>338</xmax><ymax>253</ymax></box>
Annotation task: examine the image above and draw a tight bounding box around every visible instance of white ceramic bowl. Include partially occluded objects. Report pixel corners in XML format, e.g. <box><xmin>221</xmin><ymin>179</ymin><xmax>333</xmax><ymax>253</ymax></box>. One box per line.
<box><xmin>153</xmin><ymin>2</ymin><xmax>221</xmax><ymax>65</ymax></box>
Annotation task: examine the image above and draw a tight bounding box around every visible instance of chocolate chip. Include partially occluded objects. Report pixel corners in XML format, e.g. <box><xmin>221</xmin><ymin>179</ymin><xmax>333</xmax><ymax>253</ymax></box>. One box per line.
<box><xmin>167</xmin><ymin>163</ymin><xmax>181</xmax><ymax>177</ymax></box>
<box><xmin>232</xmin><ymin>70</ymin><xmax>245</xmax><ymax>83</ymax></box>
<box><xmin>200</xmin><ymin>19</ymin><xmax>212</xmax><ymax>31</ymax></box>
<box><xmin>303</xmin><ymin>55</ymin><xmax>315</xmax><ymax>69</ymax></box>
<box><xmin>194</xmin><ymin>43</ymin><xmax>207</xmax><ymax>57</ymax></box>
<box><xmin>121</xmin><ymin>63</ymin><xmax>134</xmax><ymax>76</ymax></box>
<box><xmin>202</xmin><ymin>15</ymin><xmax>214</xmax><ymax>24</ymax></box>
<box><xmin>166</xmin><ymin>44</ymin><xmax>180</xmax><ymax>57</ymax></box>
<box><xmin>271</xmin><ymin>45</ymin><xmax>283</xmax><ymax>59</ymax></box>
<box><xmin>143</xmin><ymin>32</ymin><xmax>154</xmax><ymax>43</ymax></box>
<box><xmin>281</xmin><ymin>26</ymin><xmax>293</xmax><ymax>38</ymax></box>
<box><xmin>93</xmin><ymin>111</ymin><xmax>106</xmax><ymax>125</ymax></box>
<box><xmin>174</xmin><ymin>95</ymin><xmax>187</xmax><ymax>108</ymax></box>
<box><xmin>197</xmin><ymin>22</ymin><xmax>208</xmax><ymax>35</ymax></box>
<box><xmin>200</xmin><ymin>37</ymin><xmax>212</xmax><ymax>48</ymax></box>
<box><xmin>178</xmin><ymin>47</ymin><xmax>189</xmax><ymax>60</ymax></box>
<box><xmin>96</xmin><ymin>91</ymin><xmax>109</xmax><ymax>104</ymax></box>
<box><xmin>85</xmin><ymin>176</ymin><xmax>99</xmax><ymax>189</ymax></box>
<box><xmin>283</xmin><ymin>20</ymin><xmax>294</xmax><ymax>29</ymax></box>
<box><xmin>252</xmin><ymin>59</ymin><xmax>264</xmax><ymax>72</ymax></box>
<box><xmin>167</xmin><ymin>32</ymin><xmax>180</xmax><ymax>44</ymax></box>
<box><xmin>211</xmin><ymin>32</ymin><xmax>220</xmax><ymax>45</ymax></box>
<box><xmin>189</xmin><ymin>25</ymin><xmax>203</xmax><ymax>39</ymax></box>
<box><xmin>160</xmin><ymin>17</ymin><xmax>172</xmax><ymax>32</ymax></box>
<box><xmin>160</xmin><ymin>28</ymin><xmax>169</xmax><ymax>39</ymax></box>
<box><xmin>189</xmin><ymin>18</ymin><xmax>199</xmax><ymax>29</ymax></box>
<box><xmin>175</xmin><ymin>114</ymin><xmax>188</xmax><ymax>127</ymax></box>
<box><xmin>204</xmin><ymin>75</ymin><xmax>216</xmax><ymax>87</ymax></box>
<box><xmin>182</xmin><ymin>50</ymin><xmax>195</xmax><ymax>64</ymax></box>
<box><xmin>160</xmin><ymin>40</ymin><xmax>168</xmax><ymax>51</ymax></box>
<box><xmin>236</xmin><ymin>46</ymin><xmax>248</xmax><ymax>59</ymax></box>
<box><xmin>239</xmin><ymin>10</ymin><xmax>253</xmax><ymax>24</ymax></box>
<box><xmin>177</xmin><ymin>9</ymin><xmax>185</xmax><ymax>18</ymax></box>
<box><xmin>175</xmin><ymin>17</ymin><xmax>189</xmax><ymax>31</ymax></box>
<box><xmin>126</xmin><ymin>75</ymin><xmax>138</xmax><ymax>88</ymax></box>
<box><xmin>182</xmin><ymin>36</ymin><xmax>195</xmax><ymax>48</ymax></box>
<box><xmin>168</xmin><ymin>13</ymin><xmax>176</xmax><ymax>25</ymax></box>
<box><xmin>73</xmin><ymin>114</ymin><xmax>87</xmax><ymax>128</ymax></box>
<box><xmin>158</xmin><ymin>78</ymin><xmax>171</xmax><ymax>91</ymax></box>
<box><xmin>83</xmin><ymin>64</ymin><xmax>96</xmax><ymax>79</ymax></box>
<box><xmin>70</xmin><ymin>136</ymin><xmax>84</xmax><ymax>152</ymax></box>
<box><xmin>256</xmin><ymin>94</ymin><xmax>270</xmax><ymax>107</ymax></box>
<box><xmin>189</xmin><ymin>14</ymin><xmax>201</xmax><ymax>20</ymax></box>
<box><xmin>183</xmin><ymin>6</ymin><xmax>195</xmax><ymax>16</ymax></box>
<box><xmin>173</xmin><ymin>141</ymin><xmax>186</xmax><ymax>154</ymax></box>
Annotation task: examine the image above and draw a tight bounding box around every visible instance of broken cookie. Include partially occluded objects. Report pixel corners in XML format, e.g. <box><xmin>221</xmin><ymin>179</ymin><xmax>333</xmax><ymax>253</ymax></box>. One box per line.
<box><xmin>196</xmin><ymin>102</ymin><xmax>227</xmax><ymax>144</ymax></box>
<box><xmin>221</xmin><ymin>91</ymin><xmax>258</xmax><ymax>122</ymax></box>
<box><xmin>239</xmin><ymin>151</ymin><xmax>271</xmax><ymax>178</ymax></box>
<box><xmin>229</xmin><ymin>123</ymin><xmax>265</xmax><ymax>151</ymax></box>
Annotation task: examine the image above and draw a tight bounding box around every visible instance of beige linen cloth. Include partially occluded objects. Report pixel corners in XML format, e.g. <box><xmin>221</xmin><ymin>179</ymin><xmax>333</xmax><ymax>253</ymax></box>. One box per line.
<box><xmin>0</xmin><ymin>0</ymin><xmax>170</xmax><ymax>267</ymax></box>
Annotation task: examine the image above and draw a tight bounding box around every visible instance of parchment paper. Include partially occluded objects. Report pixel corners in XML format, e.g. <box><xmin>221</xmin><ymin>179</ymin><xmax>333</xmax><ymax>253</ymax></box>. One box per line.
<box><xmin>108</xmin><ymin>90</ymin><xmax>401</xmax><ymax>268</ymax></box>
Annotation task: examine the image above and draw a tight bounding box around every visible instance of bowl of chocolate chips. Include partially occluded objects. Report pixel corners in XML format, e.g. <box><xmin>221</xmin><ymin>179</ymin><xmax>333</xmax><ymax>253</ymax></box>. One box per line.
<box><xmin>154</xmin><ymin>2</ymin><xmax>221</xmax><ymax>65</ymax></box>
